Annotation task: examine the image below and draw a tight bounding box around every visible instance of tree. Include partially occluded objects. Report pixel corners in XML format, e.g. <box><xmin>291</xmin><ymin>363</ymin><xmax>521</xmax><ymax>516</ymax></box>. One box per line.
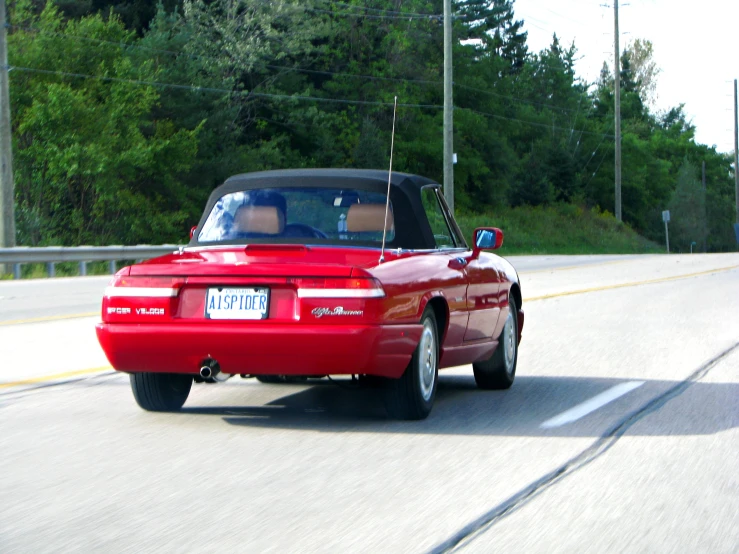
<box><xmin>667</xmin><ymin>161</ymin><xmax>707</xmax><ymax>252</ymax></box>
<box><xmin>623</xmin><ymin>38</ymin><xmax>661</xmax><ymax>109</ymax></box>
<box><xmin>10</xmin><ymin>2</ymin><xmax>200</xmax><ymax>245</ymax></box>
<box><xmin>455</xmin><ymin>0</ymin><xmax>528</xmax><ymax>73</ymax></box>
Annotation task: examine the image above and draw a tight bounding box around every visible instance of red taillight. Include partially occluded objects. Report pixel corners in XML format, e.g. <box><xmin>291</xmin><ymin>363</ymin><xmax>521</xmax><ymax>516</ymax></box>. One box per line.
<box><xmin>289</xmin><ymin>277</ymin><xmax>385</xmax><ymax>298</ymax></box>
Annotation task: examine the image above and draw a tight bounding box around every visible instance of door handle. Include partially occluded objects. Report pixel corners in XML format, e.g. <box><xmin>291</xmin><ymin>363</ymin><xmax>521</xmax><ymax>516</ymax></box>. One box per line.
<box><xmin>448</xmin><ymin>257</ymin><xmax>468</xmax><ymax>270</ymax></box>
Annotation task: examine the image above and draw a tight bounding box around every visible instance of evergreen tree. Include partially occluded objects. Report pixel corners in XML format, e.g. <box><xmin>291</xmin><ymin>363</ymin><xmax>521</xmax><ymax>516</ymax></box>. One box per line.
<box><xmin>455</xmin><ymin>0</ymin><xmax>527</xmax><ymax>73</ymax></box>
<box><xmin>667</xmin><ymin>161</ymin><xmax>707</xmax><ymax>252</ymax></box>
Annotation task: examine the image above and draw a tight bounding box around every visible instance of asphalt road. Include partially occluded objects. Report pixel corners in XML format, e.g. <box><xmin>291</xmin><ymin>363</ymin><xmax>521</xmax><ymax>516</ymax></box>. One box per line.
<box><xmin>1</xmin><ymin>254</ymin><xmax>738</xmax><ymax>553</ymax></box>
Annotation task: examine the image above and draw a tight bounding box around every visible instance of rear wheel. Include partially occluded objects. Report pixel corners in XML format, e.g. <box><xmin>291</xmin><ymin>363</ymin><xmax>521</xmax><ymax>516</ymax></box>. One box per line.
<box><xmin>384</xmin><ymin>308</ymin><xmax>439</xmax><ymax>420</ymax></box>
<box><xmin>130</xmin><ymin>373</ymin><xmax>193</xmax><ymax>412</ymax></box>
<box><xmin>473</xmin><ymin>296</ymin><xmax>518</xmax><ymax>390</ymax></box>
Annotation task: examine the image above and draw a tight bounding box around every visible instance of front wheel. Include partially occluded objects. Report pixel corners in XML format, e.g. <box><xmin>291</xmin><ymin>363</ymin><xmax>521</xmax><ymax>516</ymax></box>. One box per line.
<box><xmin>384</xmin><ymin>308</ymin><xmax>439</xmax><ymax>420</ymax></box>
<box><xmin>130</xmin><ymin>373</ymin><xmax>193</xmax><ymax>412</ymax></box>
<box><xmin>473</xmin><ymin>296</ymin><xmax>519</xmax><ymax>390</ymax></box>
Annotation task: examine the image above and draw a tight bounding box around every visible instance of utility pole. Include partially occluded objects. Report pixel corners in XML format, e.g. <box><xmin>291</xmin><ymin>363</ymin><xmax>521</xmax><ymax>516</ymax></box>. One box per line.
<box><xmin>613</xmin><ymin>0</ymin><xmax>622</xmax><ymax>222</ymax></box>
<box><xmin>0</xmin><ymin>0</ymin><xmax>15</xmax><ymax>276</ymax></box>
<box><xmin>443</xmin><ymin>0</ymin><xmax>454</xmax><ymax>214</ymax></box>
<box><xmin>734</xmin><ymin>79</ymin><xmax>738</xmax><ymax>226</ymax></box>
<box><xmin>702</xmin><ymin>160</ymin><xmax>707</xmax><ymax>252</ymax></box>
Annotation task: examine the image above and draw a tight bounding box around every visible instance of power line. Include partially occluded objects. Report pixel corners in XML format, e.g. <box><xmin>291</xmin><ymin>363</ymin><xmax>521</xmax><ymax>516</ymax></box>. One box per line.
<box><xmin>11</xmin><ymin>23</ymin><xmax>594</xmax><ymax>114</ymax></box>
<box><xmin>8</xmin><ymin>24</ymin><xmax>442</xmax><ymax>87</ymax></box>
<box><xmin>8</xmin><ymin>65</ymin><xmax>443</xmax><ymax>109</ymax></box>
<box><xmin>303</xmin><ymin>6</ymin><xmax>440</xmax><ymax>21</ymax></box>
<box><xmin>10</xmin><ymin>64</ymin><xmax>621</xmax><ymax>139</ymax></box>
<box><xmin>455</xmin><ymin>82</ymin><xmax>583</xmax><ymax>115</ymax></box>
<box><xmin>315</xmin><ymin>0</ymin><xmax>441</xmax><ymax>18</ymax></box>
<box><xmin>584</xmin><ymin>147</ymin><xmax>611</xmax><ymax>189</ymax></box>
<box><xmin>13</xmin><ymin>62</ymin><xmax>623</xmax><ymax>138</ymax></box>
<box><xmin>458</xmin><ymin>105</ymin><xmax>615</xmax><ymax>139</ymax></box>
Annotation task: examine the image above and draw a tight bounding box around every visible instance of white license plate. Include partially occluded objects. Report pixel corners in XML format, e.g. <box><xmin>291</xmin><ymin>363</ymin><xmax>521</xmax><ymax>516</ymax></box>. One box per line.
<box><xmin>205</xmin><ymin>287</ymin><xmax>270</xmax><ymax>320</ymax></box>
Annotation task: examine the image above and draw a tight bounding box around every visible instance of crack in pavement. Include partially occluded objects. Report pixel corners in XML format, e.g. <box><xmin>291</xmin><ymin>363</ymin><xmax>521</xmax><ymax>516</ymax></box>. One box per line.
<box><xmin>428</xmin><ymin>341</ymin><xmax>739</xmax><ymax>554</ymax></box>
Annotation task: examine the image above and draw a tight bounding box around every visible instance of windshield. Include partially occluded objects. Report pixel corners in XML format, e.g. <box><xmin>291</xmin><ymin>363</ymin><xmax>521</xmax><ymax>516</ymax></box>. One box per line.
<box><xmin>197</xmin><ymin>187</ymin><xmax>394</xmax><ymax>245</ymax></box>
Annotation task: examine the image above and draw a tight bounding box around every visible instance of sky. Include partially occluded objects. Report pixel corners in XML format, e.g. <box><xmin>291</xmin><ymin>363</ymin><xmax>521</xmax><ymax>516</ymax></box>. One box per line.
<box><xmin>513</xmin><ymin>0</ymin><xmax>739</xmax><ymax>154</ymax></box>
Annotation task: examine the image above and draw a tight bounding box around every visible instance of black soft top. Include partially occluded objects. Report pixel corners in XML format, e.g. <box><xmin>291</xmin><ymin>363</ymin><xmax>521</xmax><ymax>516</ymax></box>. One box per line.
<box><xmin>191</xmin><ymin>169</ymin><xmax>459</xmax><ymax>250</ymax></box>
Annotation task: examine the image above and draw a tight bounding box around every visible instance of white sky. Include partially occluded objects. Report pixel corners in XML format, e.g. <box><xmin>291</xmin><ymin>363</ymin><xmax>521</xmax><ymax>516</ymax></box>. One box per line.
<box><xmin>513</xmin><ymin>0</ymin><xmax>739</xmax><ymax>154</ymax></box>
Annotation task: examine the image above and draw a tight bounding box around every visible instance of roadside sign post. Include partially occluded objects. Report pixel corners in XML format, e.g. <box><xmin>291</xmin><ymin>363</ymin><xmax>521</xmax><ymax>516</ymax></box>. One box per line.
<box><xmin>662</xmin><ymin>210</ymin><xmax>670</xmax><ymax>253</ymax></box>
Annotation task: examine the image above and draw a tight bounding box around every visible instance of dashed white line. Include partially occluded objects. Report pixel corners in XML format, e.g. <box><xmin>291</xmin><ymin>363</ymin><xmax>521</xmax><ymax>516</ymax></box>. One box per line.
<box><xmin>540</xmin><ymin>381</ymin><xmax>646</xmax><ymax>429</ymax></box>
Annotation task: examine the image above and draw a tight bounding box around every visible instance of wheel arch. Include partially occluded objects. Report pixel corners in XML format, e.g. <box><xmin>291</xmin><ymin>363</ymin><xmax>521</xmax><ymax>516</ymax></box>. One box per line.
<box><xmin>509</xmin><ymin>282</ymin><xmax>523</xmax><ymax>344</ymax></box>
<box><xmin>509</xmin><ymin>282</ymin><xmax>522</xmax><ymax>311</ymax></box>
<box><xmin>421</xmin><ymin>295</ymin><xmax>448</xmax><ymax>346</ymax></box>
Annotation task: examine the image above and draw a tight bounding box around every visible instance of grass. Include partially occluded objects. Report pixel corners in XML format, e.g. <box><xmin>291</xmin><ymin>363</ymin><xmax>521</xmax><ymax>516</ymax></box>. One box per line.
<box><xmin>456</xmin><ymin>204</ymin><xmax>663</xmax><ymax>255</ymax></box>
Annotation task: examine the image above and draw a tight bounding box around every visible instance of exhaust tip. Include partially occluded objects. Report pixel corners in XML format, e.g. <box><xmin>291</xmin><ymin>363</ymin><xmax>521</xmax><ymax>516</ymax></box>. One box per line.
<box><xmin>199</xmin><ymin>366</ymin><xmax>212</xmax><ymax>379</ymax></box>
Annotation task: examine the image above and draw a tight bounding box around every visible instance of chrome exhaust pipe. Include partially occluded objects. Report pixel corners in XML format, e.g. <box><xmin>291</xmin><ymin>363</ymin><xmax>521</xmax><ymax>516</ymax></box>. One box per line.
<box><xmin>199</xmin><ymin>360</ymin><xmax>231</xmax><ymax>382</ymax></box>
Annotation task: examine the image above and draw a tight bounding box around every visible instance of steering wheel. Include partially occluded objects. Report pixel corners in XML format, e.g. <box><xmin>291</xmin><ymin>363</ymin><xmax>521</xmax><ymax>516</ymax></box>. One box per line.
<box><xmin>282</xmin><ymin>223</ymin><xmax>328</xmax><ymax>239</ymax></box>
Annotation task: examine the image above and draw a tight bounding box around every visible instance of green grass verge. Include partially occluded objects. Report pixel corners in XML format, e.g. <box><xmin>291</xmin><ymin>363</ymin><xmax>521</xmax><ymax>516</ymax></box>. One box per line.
<box><xmin>456</xmin><ymin>204</ymin><xmax>663</xmax><ymax>255</ymax></box>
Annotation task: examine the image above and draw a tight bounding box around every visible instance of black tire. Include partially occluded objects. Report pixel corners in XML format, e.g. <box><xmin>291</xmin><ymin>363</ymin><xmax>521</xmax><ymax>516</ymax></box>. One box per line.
<box><xmin>473</xmin><ymin>296</ymin><xmax>519</xmax><ymax>390</ymax></box>
<box><xmin>130</xmin><ymin>373</ymin><xmax>193</xmax><ymax>412</ymax></box>
<box><xmin>384</xmin><ymin>308</ymin><xmax>439</xmax><ymax>420</ymax></box>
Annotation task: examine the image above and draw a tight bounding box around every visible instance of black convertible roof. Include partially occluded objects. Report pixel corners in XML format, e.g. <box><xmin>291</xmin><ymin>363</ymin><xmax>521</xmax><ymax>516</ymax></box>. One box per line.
<box><xmin>219</xmin><ymin>168</ymin><xmax>437</xmax><ymax>195</ymax></box>
<box><xmin>192</xmin><ymin>169</ymin><xmax>463</xmax><ymax>250</ymax></box>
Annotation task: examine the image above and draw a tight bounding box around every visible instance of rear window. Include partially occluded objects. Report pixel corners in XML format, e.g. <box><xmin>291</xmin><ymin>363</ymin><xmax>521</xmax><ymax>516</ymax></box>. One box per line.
<box><xmin>197</xmin><ymin>187</ymin><xmax>395</xmax><ymax>244</ymax></box>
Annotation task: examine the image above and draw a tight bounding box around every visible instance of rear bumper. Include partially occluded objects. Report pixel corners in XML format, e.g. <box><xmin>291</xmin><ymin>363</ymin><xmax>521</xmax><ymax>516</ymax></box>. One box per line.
<box><xmin>95</xmin><ymin>322</ymin><xmax>422</xmax><ymax>379</ymax></box>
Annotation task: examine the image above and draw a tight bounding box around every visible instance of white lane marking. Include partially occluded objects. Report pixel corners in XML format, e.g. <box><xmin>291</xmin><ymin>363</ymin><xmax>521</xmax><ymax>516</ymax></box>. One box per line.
<box><xmin>540</xmin><ymin>381</ymin><xmax>646</xmax><ymax>429</ymax></box>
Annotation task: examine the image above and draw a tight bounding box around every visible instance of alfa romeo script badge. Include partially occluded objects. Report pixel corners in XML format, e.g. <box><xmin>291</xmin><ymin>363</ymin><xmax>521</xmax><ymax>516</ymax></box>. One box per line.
<box><xmin>312</xmin><ymin>307</ymin><xmax>363</xmax><ymax>318</ymax></box>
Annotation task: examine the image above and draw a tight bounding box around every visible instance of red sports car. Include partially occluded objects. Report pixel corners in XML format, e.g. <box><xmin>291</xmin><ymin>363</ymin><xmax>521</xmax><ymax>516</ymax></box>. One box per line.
<box><xmin>96</xmin><ymin>169</ymin><xmax>523</xmax><ymax>420</ymax></box>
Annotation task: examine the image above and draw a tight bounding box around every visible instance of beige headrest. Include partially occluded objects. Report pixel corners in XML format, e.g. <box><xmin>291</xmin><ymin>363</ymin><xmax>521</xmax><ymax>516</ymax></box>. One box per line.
<box><xmin>234</xmin><ymin>205</ymin><xmax>282</xmax><ymax>234</ymax></box>
<box><xmin>346</xmin><ymin>204</ymin><xmax>394</xmax><ymax>233</ymax></box>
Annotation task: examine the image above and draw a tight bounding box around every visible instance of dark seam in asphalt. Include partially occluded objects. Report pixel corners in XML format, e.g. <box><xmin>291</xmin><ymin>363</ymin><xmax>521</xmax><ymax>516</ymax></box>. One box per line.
<box><xmin>427</xmin><ymin>341</ymin><xmax>739</xmax><ymax>554</ymax></box>
<box><xmin>0</xmin><ymin>371</ymin><xmax>118</xmax><ymax>399</ymax></box>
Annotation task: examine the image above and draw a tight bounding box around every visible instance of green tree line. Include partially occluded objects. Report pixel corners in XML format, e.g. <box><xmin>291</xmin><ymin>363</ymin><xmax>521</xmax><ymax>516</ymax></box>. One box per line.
<box><xmin>7</xmin><ymin>0</ymin><xmax>738</xmax><ymax>251</ymax></box>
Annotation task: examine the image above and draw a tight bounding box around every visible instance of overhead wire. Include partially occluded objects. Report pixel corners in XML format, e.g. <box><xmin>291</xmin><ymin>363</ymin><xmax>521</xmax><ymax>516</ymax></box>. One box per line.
<box><xmin>302</xmin><ymin>6</ymin><xmax>440</xmax><ymax>21</ymax></box>
<box><xmin>10</xmin><ymin>63</ymin><xmax>618</xmax><ymax>139</ymax></box>
<box><xmin>458</xmin><ymin>106</ymin><xmax>614</xmax><ymax>138</ymax></box>
<box><xmin>10</xmin><ymin>23</ymin><xmax>594</xmax><ymax>115</ymax></box>
<box><xmin>7</xmin><ymin>65</ymin><xmax>442</xmax><ymax>109</ymax></box>
<box><xmin>314</xmin><ymin>0</ymin><xmax>442</xmax><ymax>18</ymax></box>
<box><xmin>8</xmin><ymin>19</ymin><xmax>617</xmax><ymax>140</ymax></box>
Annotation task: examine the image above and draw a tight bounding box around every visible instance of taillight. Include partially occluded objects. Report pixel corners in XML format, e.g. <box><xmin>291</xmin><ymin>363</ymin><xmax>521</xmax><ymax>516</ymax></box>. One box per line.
<box><xmin>104</xmin><ymin>276</ymin><xmax>186</xmax><ymax>298</ymax></box>
<box><xmin>289</xmin><ymin>277</ymin><xmax>385</xmax><ymax>298</ymax></box>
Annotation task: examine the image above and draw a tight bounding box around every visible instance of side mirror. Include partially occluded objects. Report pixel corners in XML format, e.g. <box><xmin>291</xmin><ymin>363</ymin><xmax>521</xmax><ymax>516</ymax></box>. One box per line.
<box><xmin>472</xmin><ymin>227</ymin><xmax>504</xmax><ymax>257</ymax></box>
<box><xmin>190</xmin><ymin>225</ymin><xmax>198</xmax><ymax>240</ymax></box>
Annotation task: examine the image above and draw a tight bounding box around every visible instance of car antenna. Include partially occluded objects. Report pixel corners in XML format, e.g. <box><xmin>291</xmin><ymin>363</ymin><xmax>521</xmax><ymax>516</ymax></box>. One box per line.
<box><xmin>379</xmin><ymin>96</ymin><xmax>398</xmax><ymax>264</ymax></box>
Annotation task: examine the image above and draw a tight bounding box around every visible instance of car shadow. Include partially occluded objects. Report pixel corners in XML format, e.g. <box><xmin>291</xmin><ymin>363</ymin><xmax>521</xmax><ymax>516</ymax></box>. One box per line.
<box><xmin>178</xmin><ymin>373</ymin><xmax>739</xmax><ymax>437</ymax></box>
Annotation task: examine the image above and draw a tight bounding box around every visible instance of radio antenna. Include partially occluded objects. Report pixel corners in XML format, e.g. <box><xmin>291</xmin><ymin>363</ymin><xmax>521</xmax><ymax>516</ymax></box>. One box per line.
<box><xmin>379</xmin><ymin>96</ymin><xmax>398</xmax><ymax>264</ymax></box>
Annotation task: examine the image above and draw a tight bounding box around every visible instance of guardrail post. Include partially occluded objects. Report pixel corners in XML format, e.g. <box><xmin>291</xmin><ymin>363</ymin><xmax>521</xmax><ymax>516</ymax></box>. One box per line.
<box><xmin>109</xmin><ymin>260</ymin><xmax>116</xmax><ymax>274</ymax></box>
<box><xmin>13</xmin><ymin>263</ymin><xmax>20</xmax><ymax>279</ymax></box>
<box><xmin>46</xmin><ymin>262</ymin><xmax>55</xmax><ymax>277</ymax></box>
<box><xmin>79</xmin><ymin>261</ymin><xmax>87</xmax><ymax>276</ymax></box>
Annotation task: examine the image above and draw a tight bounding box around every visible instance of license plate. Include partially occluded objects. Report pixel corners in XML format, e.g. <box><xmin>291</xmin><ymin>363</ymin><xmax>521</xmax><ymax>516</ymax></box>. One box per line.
<box><xmin>205</xmin><ymin>287</ymin><xmax>270</xmax><ymax>320</ymax></box>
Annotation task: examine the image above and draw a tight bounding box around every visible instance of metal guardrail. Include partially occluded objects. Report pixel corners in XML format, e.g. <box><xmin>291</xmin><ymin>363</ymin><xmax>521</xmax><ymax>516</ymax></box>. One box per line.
<box><xmin>0</xmin><ymin>245</ymin><xmax>180</xmax><ymax>279</ymax></box>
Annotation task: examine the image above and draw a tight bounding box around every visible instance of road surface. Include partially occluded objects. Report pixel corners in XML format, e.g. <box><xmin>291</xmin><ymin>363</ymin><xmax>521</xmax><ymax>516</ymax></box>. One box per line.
<box><xmin>1</xmin><ymin>253</ymin><xmax>737</xmax><ymax>553</ymax></box>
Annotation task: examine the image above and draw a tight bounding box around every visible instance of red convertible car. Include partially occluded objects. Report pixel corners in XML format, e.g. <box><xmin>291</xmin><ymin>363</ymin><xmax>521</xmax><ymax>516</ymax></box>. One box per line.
<box><xmin>96</xmin><ymin>169</ymin><xmax>523</xmax><ymax>420</ymax></box>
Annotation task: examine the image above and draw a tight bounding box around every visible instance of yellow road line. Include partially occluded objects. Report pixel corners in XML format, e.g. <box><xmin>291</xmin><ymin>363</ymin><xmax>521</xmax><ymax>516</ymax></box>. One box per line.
<box><xmin>524</xmin><ymin>264</ymin><xmax>739</xmax><ymax>302</ymax></box>
<box><xmin>0</xmin><ymin>312</ymin><xmax>98</xmax><ymax>326</ymax></box>
<box><xmin>0</xmin><ymin>366</ymin><xmax>114</xmax><ymax>389</ymax></box>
